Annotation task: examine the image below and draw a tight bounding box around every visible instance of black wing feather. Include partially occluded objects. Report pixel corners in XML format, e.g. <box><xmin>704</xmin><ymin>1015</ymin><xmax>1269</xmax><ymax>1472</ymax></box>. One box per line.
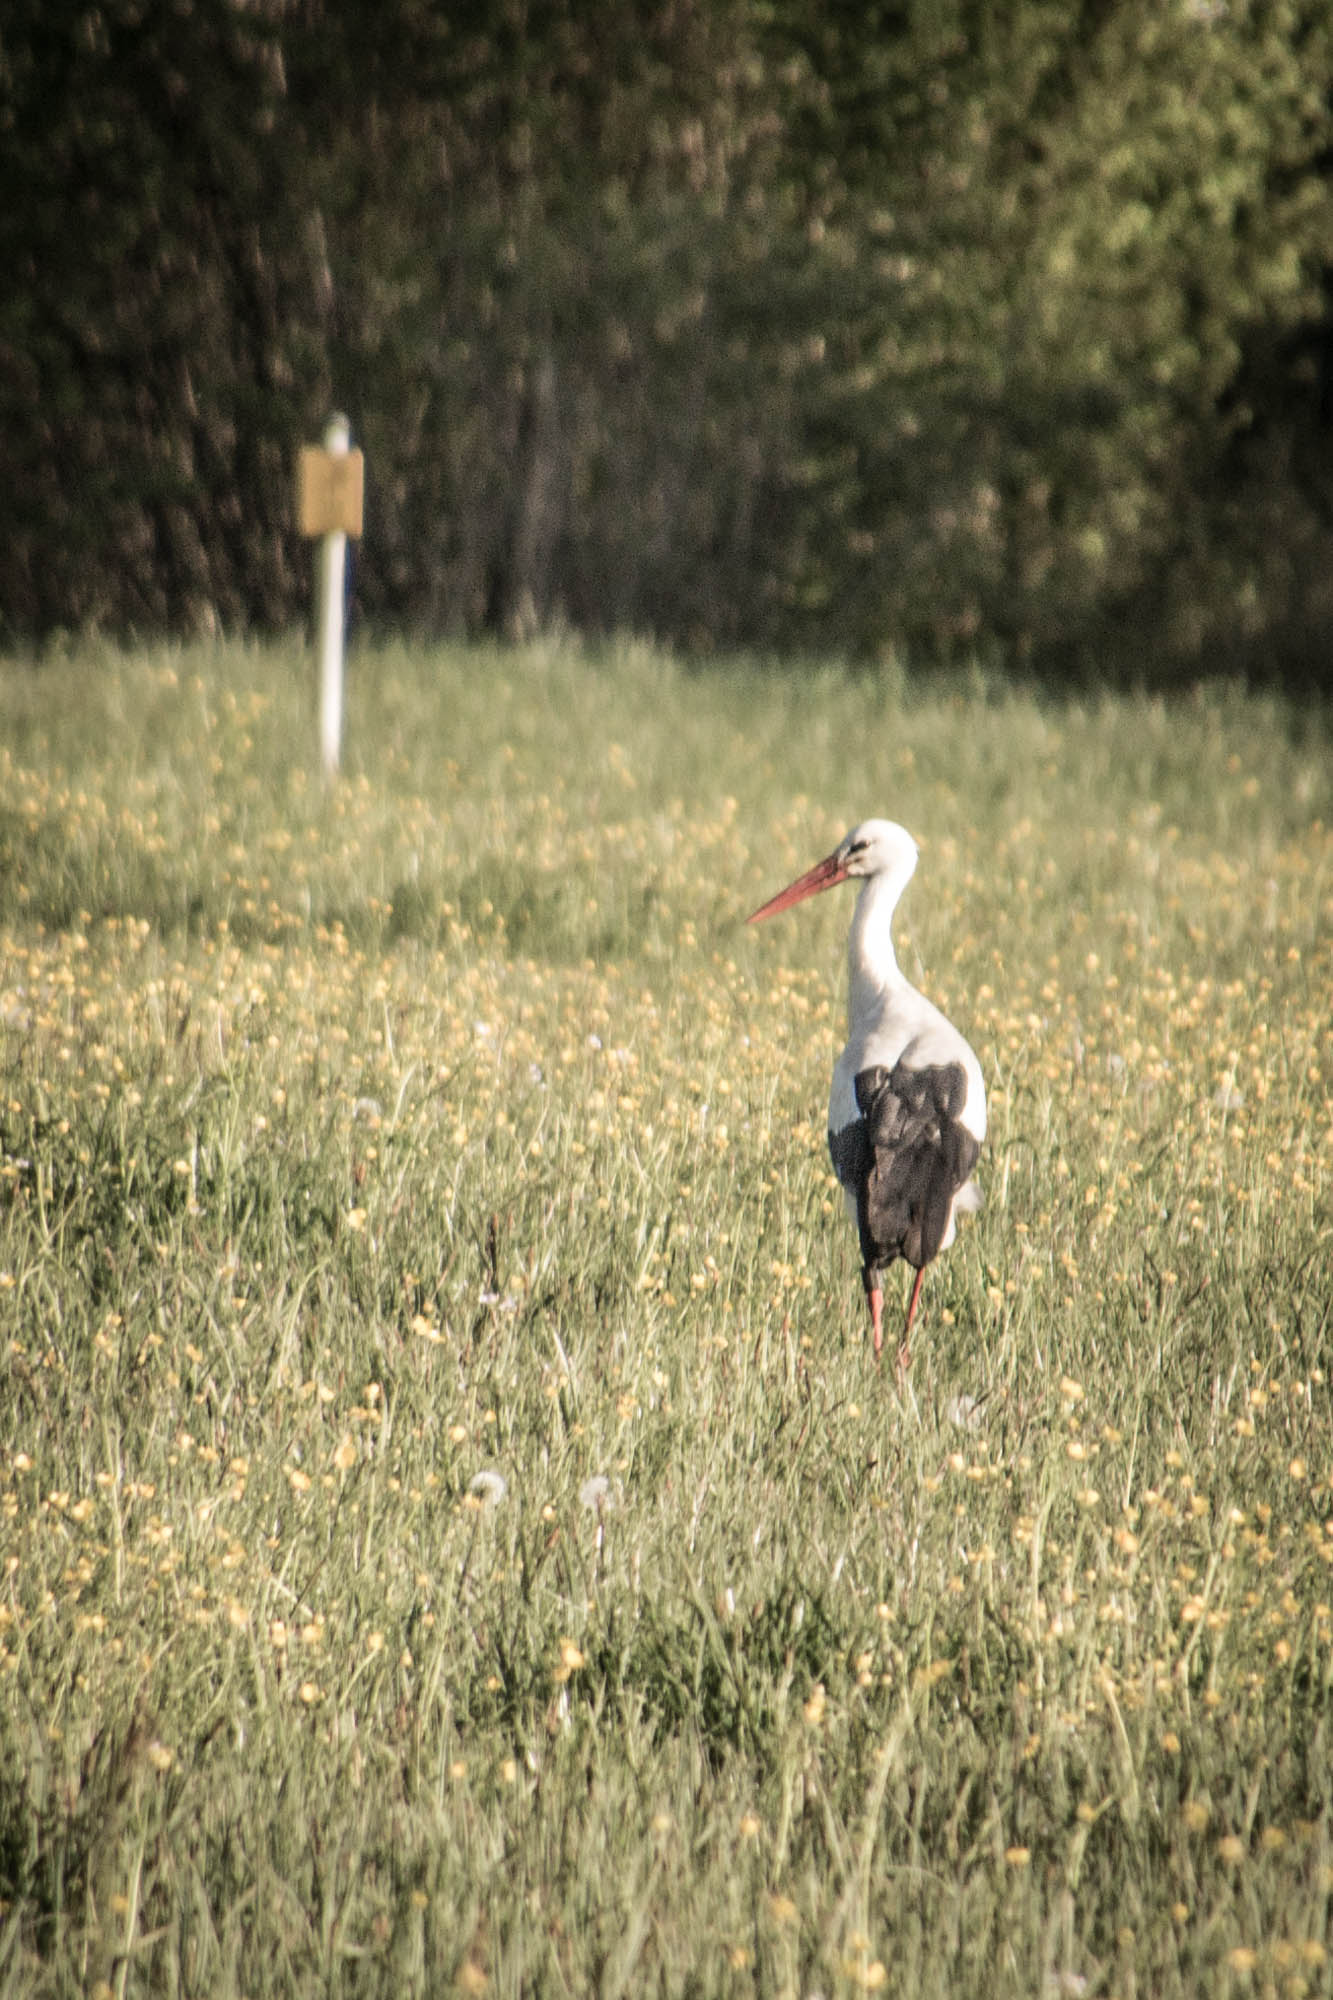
<box><xmin>847</xmin><ymin>1060</ymin><xmax>980</xmax><ymax>1277</ymax></box>
<box><xmin>828</xmin><ymin>1117</ymin><xmax>871</xmax><ymax>1193</ymax></box>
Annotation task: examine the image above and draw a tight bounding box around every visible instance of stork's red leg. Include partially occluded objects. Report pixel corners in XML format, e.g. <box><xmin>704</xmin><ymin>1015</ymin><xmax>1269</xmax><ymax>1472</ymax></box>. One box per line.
<box><xmin>899</xmin><ymin>1265</ymin><xmax>927</xmax><ymax>1372</ymax></box>
<box><xmin>864</xmin><ymin>1274</ymin><xmax>884</xmax><ymax>1359</ymax></box>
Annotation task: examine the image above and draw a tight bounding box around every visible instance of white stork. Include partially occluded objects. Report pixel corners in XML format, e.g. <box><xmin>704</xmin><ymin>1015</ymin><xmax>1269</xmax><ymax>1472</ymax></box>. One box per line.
<box><xmin>748</xmin><ymin>819</ymin><xmax>986</xmax><ymax>1368</ymax></box>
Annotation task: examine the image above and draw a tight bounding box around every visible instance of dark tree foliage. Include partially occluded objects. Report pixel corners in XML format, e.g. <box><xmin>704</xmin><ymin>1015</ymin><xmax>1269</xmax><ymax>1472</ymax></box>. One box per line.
<box><xmin>0</xmin><ymin>0</ymin><xmax>331</xmax><ymax>634</ymax></box>
<box><xmin>3</xmin><ymin>0</ymin><xmax>1332</xmax><ymax>680</ymax></box>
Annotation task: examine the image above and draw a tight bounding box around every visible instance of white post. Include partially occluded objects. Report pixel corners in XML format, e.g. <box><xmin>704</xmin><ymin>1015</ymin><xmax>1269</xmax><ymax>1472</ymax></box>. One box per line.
<box><xmin>318</xmin><ymin>413</ymin><xmax>351</xmax><ymax>781</ymax></box>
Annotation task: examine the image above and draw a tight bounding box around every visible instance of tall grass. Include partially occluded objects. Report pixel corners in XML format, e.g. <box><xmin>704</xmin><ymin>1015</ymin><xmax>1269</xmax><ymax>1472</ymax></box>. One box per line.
<box><xmin>1</xmin><ymin>635</ymin><xmax>1330</xmax><ymax>1996</ymax></box>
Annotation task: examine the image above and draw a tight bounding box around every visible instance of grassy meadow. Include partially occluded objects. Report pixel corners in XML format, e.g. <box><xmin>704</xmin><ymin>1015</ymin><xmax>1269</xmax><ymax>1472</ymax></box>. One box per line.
<box><xmin>1</xmin><ymin>635</ymin><xmax>1331</xmax><ymax>1998</ymax></box>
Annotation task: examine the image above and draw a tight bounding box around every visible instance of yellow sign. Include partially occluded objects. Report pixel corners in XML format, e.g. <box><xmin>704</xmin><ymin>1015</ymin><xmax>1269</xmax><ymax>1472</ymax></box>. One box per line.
<box><xmin>298</xmin><ymin>446</ymin><xmax>364</xmax><ymax>537</ymax></box>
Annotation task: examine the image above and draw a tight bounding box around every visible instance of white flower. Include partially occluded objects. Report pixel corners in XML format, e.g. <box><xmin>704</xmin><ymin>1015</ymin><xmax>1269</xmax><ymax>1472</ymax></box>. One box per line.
<box><xmin>467</xmin><ymin>1469</ymin><xmax>508</xmax><ymax>1507</ymax></box>
<box><xmin>579</xmin><ymin>1475</ymin><xmax>614</xmax><ymax>1512</ymax></box>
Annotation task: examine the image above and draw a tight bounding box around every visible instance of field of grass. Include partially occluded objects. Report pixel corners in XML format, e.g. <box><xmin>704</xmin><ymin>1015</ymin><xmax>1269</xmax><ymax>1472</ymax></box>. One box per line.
<box><xmin>0</xmin><ymin>634</ymin><xmax>1330</xmax><ymax>1998</ymax></box>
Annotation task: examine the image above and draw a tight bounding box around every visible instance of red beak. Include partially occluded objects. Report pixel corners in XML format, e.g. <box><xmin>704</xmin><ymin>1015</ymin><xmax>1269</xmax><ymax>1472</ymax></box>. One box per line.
<box><xmin>746</xmin><ymin>849</ymin><xmax>849</xmax><ymax>923</ymax></box>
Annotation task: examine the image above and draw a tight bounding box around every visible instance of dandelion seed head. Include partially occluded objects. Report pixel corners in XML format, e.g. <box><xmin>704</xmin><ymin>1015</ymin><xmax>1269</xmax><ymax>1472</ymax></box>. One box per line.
<box><xmin>467</xmin><ymin>1469</ymin><xmax>508</xmax><ymax>1508</ymax></box>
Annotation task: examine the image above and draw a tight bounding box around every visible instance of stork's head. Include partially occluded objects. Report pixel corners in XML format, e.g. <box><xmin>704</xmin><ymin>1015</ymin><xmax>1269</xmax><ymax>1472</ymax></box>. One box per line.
<box><xmin>747</xmin><ymin>819</ymin><xmax>919</xmax><ymax>923</ymax></box>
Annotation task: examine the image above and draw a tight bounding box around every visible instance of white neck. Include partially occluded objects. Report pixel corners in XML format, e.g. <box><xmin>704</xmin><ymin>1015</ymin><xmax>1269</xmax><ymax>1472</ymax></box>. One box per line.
<box><xmin>846</xmin><ymin>866</ymin><xmax>912</xmax><ymax>1025</ymax></box>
